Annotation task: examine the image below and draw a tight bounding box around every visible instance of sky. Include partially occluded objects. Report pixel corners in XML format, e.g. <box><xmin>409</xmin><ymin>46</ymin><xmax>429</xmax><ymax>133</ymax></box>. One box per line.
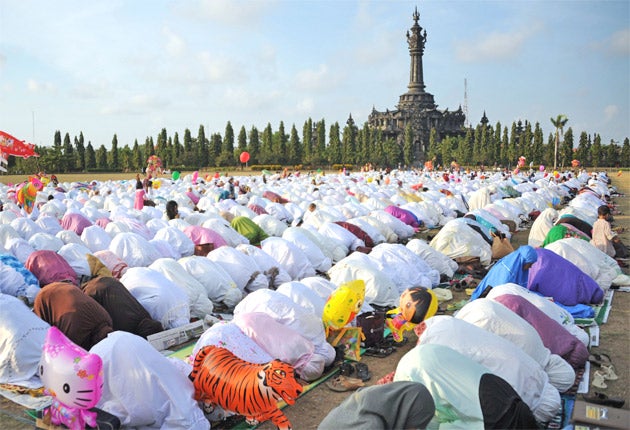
<box><xmin>1</xmin><ymin>0</ymin><xmax>629</xmax><ymax>151</ymax></box>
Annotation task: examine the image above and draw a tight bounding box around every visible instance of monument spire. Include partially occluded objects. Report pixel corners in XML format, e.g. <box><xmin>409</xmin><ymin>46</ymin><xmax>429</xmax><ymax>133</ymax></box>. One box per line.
<box><xmin>406</xmin><ymin>6</ymin><xmax>427</xmax><ymax>93</ymax></box>
<box><xmin>398</xmin><ymin>7</ymin><xmax>435</xmax><ymax>110</ymax></box>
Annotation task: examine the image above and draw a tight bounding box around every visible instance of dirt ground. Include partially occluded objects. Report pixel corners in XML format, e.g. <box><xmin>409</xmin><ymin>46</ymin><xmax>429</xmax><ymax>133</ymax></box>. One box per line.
<box><xmin>0</xmin><ymin>173</ymin><xmax>628</xmax><ymax>429</ymax></box>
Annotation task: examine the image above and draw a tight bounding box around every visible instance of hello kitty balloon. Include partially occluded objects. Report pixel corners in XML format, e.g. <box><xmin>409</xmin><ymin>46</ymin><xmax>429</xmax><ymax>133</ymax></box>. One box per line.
<box><xmin>39</xmin><ymin>326</ymin><xmax>103</xmax><ymax>430</ymax></box>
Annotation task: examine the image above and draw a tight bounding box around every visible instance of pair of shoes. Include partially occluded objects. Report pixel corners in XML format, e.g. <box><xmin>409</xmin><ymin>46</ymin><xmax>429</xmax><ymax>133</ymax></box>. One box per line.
<box><xmin>364</xmin><ymin>346</ymin><xmax>394</xmax><ymax>358</ymax></box>
<box><xmin>325</xmin><ymin>375</ymin><xmax>364</xmax><ymax>392</ymax></box>
<box><xmin>582</xmin><ymin>392</ymin><xmax>625</xmax><ymax>408</ymax></box>
<box><xmin>338</xmin><ymin>362</ymin><xmax>371</xmax><ymax>382</ymax></box>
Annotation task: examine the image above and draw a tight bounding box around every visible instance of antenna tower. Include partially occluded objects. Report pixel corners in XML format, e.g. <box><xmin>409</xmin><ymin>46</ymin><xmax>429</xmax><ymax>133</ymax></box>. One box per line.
<box><xmin>463</xmin><ymin>78</ymin><xmax>469</xmax><ymax>128</ymax></box>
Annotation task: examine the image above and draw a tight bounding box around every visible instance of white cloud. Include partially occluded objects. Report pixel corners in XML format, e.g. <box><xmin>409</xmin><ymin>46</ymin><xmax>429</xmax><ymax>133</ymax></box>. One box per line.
<box><xmin>455</xmin><ymin>23</ymin><xmax>542</xmax><ymax>63</ymax></box>
<box><xmin>99</xmin><ymin>93</ymin><xmax>168</xmax><ymax>116</ymax></box>
<box><xmin>609</xmin><ymin>28</ymin><xmax>630</xmax><ymax>56</ymax></box>
<box><xmin>222</xmin><ymin>86</ymin><xmax>282</xmax><ymax>111</ymax></box>
<box><xmin>0</xmin><ymin>53</ymin><xmax>6</xmax><ymax>69</ymax></box>
<box><xmin>295</xmin><ymin>97</ymin><xmax>315</xmax><ymax>115</ymax></box>
<box><xmin>182</xmin><ymin>0</ymin><xmax>274</xmax><ymax>27</ymax></box>
<box><xmin>163</xmin><ymin>27</ymin><xmax>186</xmax><ymax>57</ymax></box>
<box><xmin>71</xmin><ymin>81</ymin><xmax>112</xmax><ymax>100</ymax></box>
<box><xmin>197</xmin><ymin>51</ymin><xmax>245</xmax><ymax>82</ymax></box>
<box><xmin>604</xmin><ymin>104</ymin><xmax>619</xmax><ymax>122</ymax></box>
<box><xmin>27</xmin><ymin>78</ymin><xmax>55</xmax><ymax>93</ymax></box>
<box><xmin>256</xmin><ymin>44</ymin><xmax>277</xmax><ymax>80</ymax></box>
<box><xmin>294</xmin><ymin>64</ymin><xmax>330</xmax><ymax>91</ymax></box>
<box><xmin>355</xmin><ymin>31</ymin><xmax>399</xmax><ymax>65</ymax></box>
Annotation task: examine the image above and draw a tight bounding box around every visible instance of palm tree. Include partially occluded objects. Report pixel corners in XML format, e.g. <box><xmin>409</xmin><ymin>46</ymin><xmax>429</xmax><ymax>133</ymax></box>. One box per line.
<box><xmin>550</xmin><ymin>114</ymin><xmax>568</xmax><ymax>170</ymax></box>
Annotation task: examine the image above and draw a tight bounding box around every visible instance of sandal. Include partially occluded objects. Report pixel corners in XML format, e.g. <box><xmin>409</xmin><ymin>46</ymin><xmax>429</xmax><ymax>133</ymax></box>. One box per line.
<box><xmin>600</xmin><ymin>364</ymin><xmax>619</xmax><ymax>381</ymax></box>
<box><xmin>582</xmin><ymin>392</ymin><xmax>625</xmax><ymax>408</ymax></box>
<box><xmin>364</xmin><ymin>346</ymin><xmax>394</xmax><ymax>358</ymax></box>
<box><xmin>354</xmin><ymin>362</ymin><xmax>371</xmax><ymax>382</ymax></box>
<box><xmin>589</xmin><ymin>352</ymin><xmax>612</xmax><ymax>367</ymax></box>
<box><xmin>339</xmin><ymin>362</ymin><xmax>354</xmax><ymax>377</ymax></box>
<box><xmin>592</xmin><ymin>370</ymin><xmax>608</xmax><ymax>390</ymax></box>
<box><xmin>325</xmin><ymin>375</ymin><xmax>364</xmax><ymax>392</ymax></box>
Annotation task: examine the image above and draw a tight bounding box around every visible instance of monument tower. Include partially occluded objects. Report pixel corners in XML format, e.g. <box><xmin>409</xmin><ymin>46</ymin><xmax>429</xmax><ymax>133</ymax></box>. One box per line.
<box><xmin>368</xmin><ymin>7</ymin><xmax>466</xmax><ymax>163</ymax></box>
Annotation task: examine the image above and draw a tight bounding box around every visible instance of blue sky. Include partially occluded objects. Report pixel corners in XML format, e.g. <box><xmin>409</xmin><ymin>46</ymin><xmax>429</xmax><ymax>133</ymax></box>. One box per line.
<box><xmin>1</xmin><ymin>0</ymin><xmax>628</xmax><ymax>150</ymax></box>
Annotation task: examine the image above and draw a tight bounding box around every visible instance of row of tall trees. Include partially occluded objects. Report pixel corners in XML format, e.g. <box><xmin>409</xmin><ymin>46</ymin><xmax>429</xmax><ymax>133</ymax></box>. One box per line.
<box><xmin>6</xmin><ymin>118</ymin><xmax>630</xmax><ymax>174</ymax></box>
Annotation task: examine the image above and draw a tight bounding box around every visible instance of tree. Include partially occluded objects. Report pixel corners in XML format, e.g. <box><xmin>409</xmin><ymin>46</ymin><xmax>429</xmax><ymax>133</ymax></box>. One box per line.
<box><xmin>327</xmin><ymin>122</ymin><xmax>341</xmax><ymax>164</ymax></box>
<box><xmin>85</xmin><ymin>142</ymin><xmax>96</xmax><ymax>169</ymax></box>
<box><xmin>237</xmin><ymin>126</ymin><xmax>248</xmax><ymax>157</ymax></box>
<box><xmin>248</xmin><ymin>126</ymin><xmax>260</xmax><ymax>165</ymax></box>
<box><xmin>273</xmin><ymin>121</ymin><xmax>287</xmax><ymax>165</ymax></box>
<box><xmin>314</xmin><ymin>120</ymin><xmax>326</xmax><ymax>165</ymax></box>
<box><xmin>550</xmin><ymin>114</ymin><xmax>568</xmax><ymax>170</ymax></box>
<box><xmin>61</xmin><ymin>133</ymin><xmax>74</xmax><ymax>172</ymax></box>
<box><xmin>197</xmin><ymin>125</ymin><xmax>208</xmax><ymax>168</ymax></box>
<box><xmin>302</xmin><ymin>119</ymin><xmax>313</xmax><ymax>165</ymax></box>
<box><xmin>590</xmin><ymin>133</ymin><xmax>602</xmax><ymax>167</ymax></box>
<box><xmin>342</xmin><ymin>115</ymin><xmax>357</xmax><ymax>166</ymax></box>
<box><xmin>95</xmin><ymin>144</ymin><xmax>108</xmax><ymax>169</ymax></box>
<box><xmin>120</xmin><ymin>145</ymin><xmax>133</xmax><ymax>172</ymax></box>
<box><xmin>356</xmin><ymin>122</ymin><xmax>371</xmax><ymax>166</ymax></box>
<box><xmin>544</xmin><ymin>133</ymin><xmax>555</xmax><ymax>167</ymax></box>
<box><xmin>621</xmin><ymin>138</ymin><xmax>630</xmax><ymax>168</ymax></box>
<box><xmin>75</xmin><ymin>132</ymin><xmax>86</xmax><ymax>171</ymax></box>
<box><xmin>441</xmin><ymin>136</ymin><xmax>454</xmax><ymax>168</ymax></box>
<box><xmin>260</xmin><ymin>123</ymin><xmax>274</xmax><ymax>164</ymax></box>
<box><xmin>604</xmin><ymin>141</ymin><xmax>619</xmax><ymax>167</ymax></box>
<box><xmin>132</xmin><ymin>139</ymin><xmax>143</xmax><ymax>171</ymax></box>
<box><xmin>560</xmin><ymin>128</ymin><xmax>574</xmax><ymax>168</ymax></box>
<box><xmin>156</xmin><ymin>128</ymin><xmax>168</xmax><ymax>164</ymax></box>
<box><xmin>209</xmin><ymin>133</ymin><xmax>222</xmax><ymax>166</ymax></box>
<box><xmin>109</xmin><ymin>134</ymin><xmax>119</xmax><ymax>170</ymax></box>
<box><xmin>576</xmin><ymin>131</ymin><xmax>590</xmax><ymax>165</ymax></box>
<box><xmin>499</xmin><ymin>127</ymin><xmax>508</xmax><ymax>166</ymax></box>
<box><xmin>507</xmin><ymin>122</ymin><xmax>518</xmax><ymax>167</ymax></box>
<box><xmin>219</xmin><ymin>122</ymin><xmax>234</xmax><ymax>167</ymax></box>
<box><xmin>530</xmin><ymin>122</ymin><xmax>544</xmax><ymax>167</ymax></box>
<box><xmin>288</xmin><ymin>124</ymin><xmax>301</xmax><ymax>165</ymax></box>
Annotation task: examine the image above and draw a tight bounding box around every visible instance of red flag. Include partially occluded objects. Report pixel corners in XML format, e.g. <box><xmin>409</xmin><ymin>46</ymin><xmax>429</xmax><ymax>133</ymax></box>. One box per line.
<box><xmin>0</xmin><ymin>130</ymin><xmax>39</xmax><ymax>158</ymax></box>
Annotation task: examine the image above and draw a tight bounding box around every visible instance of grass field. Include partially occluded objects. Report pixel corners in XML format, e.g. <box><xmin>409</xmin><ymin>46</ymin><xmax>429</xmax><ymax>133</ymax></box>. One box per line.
<box><xmin>0</xmin><ymin>171</ymin><xmax>204</xmax><ymax>186</ymax></box>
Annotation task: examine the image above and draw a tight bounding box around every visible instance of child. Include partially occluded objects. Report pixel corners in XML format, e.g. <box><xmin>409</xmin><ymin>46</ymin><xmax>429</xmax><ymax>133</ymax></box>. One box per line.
<box><xmin>591</xmin><ymin>205</ymin><xmax>629</xmax><ymax>262</ymax></box>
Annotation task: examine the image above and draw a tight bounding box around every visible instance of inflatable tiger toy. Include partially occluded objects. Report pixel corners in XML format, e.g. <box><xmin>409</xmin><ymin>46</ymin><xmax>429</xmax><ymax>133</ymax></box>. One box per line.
<box><xmin>189</xmin><ymin>345</ymin><xmax>303</xmax><ymax>430</ymax></box>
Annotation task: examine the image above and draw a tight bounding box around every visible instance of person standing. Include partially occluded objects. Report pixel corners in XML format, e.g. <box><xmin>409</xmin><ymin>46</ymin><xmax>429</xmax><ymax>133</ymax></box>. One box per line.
<box><xmin>134</xmin><ymin>174</ymin><xmax>145</xmax><ymax>210</ymax></box>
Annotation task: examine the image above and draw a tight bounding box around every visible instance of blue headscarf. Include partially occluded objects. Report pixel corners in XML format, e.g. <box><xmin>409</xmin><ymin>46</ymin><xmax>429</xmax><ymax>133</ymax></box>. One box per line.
<box><xmin>470</xmin><ymin>246</ymin><xmax>538</xmax><ymax>300</ymax></box>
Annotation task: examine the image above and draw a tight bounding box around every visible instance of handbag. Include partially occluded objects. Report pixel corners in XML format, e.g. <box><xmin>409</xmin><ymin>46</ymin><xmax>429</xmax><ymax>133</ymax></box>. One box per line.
<box><xmin>491</xmin><ymin>233</ymin><xmax>514</xmax><ymax>260</ymax></box>
<box><xmin>355</xmin><ymin>311</ymin><xmax>385</xmax><ymax>348</ymax></box>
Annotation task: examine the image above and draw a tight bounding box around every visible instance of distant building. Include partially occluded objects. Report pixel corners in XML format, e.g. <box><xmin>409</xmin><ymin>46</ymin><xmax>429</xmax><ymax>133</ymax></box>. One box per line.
<box><xmin>368</xmin><ymin>7</ymin><xmax>466</xmax><ymax>163</ymax></box>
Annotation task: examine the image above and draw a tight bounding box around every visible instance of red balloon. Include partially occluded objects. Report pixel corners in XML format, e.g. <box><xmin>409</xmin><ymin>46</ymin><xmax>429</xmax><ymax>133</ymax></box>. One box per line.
<box><xmin>239</xmin><ymin>152</ymin><xmax>250</xmax><ymax>163</ymax></box>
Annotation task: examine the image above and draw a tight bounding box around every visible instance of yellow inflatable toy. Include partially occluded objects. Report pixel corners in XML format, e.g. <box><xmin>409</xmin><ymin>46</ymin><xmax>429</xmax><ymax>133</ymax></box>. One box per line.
<box><xmin>322</xmin><ymin>280</ymin><xmax>365</xmax><ymax>333</ymax></box>
<box><xmin>386</xmin><ymin>287</ymin><xmax>438</xmax><ymax>342</ymax></box>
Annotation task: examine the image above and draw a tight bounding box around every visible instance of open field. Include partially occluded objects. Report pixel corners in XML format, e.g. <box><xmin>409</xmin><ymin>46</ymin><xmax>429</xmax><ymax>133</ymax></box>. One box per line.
<box><xmin>257</xmin><ymin>173</ymin><xmax>630</xmax><ymax>429</ymax></box>
<box><xmin>0</xmin><ymin>171</ymin><xmax>628</xmax><ymax>429</ymax></box>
